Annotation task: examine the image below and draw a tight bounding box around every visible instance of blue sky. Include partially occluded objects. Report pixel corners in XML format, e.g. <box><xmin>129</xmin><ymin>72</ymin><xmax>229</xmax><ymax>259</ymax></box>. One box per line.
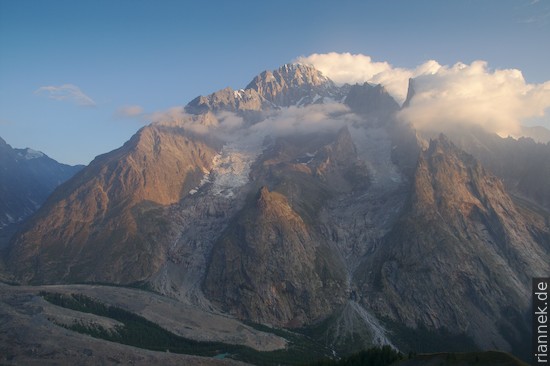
<box><xmin>1</xmin><ymin>0</ymin><xmax>549</xmax><ymax>165</ymax></box>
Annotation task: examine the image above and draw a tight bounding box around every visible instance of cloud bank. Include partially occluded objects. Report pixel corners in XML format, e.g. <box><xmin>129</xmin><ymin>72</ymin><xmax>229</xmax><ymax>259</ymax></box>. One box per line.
<box><xmin>398</xmin><ymin>61</ymin><xmax>550</xmax><ymax>137</ymax></box>
<box><xmin>296</xmin><ymin>52</ymin><xmax>441</xmax><ymax>104</ymax></box>
<box><xmin>35</xmin><ymin>84</ymin><xmax>96</xmax><ymax>107</ymax></box>
<box><xmin>251</xmin><ymin>102</ymin><xmax>357</xmax><ymax>136</ymax></box>
<box><xmin>147</xmin><ymin>102</ymin><xmax>359</xmax><ymax>144</ymax></box>
<box><xmin>298</xmin><ymin>52</ymin><xmax>550</xmax><ymax>137</ymax></box>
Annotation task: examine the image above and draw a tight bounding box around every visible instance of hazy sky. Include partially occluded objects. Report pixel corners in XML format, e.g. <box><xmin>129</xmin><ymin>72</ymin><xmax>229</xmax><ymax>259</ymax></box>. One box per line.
<box><xmin>1</xmin><ymin>0</ymin><xmax>549</xmax><ymax>165</ymax></box>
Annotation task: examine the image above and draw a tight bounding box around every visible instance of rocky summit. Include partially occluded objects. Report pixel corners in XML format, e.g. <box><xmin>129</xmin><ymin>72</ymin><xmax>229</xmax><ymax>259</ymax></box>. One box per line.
<box><xmin>4</xmin><ymin>63</ymin><xmax>549</xmax><ymax>361</ymax></box>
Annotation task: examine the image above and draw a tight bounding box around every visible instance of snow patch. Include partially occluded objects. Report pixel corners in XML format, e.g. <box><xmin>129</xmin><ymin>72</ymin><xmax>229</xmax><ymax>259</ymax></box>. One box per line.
<box><xmin>348</xmin><ymin>126</ymin><xmax>403</xmax><ymax>187</ymax></box>
<box><xmin>189</xmin><ymin>168</ymin><xmax>212</xmax><ymax>195</ymax></box>
<box><xmin>188</xmin><ymin>132</ymin><xmax>266</xmax><ymax>199</ymax></box>
<box><xmin>24</xmin><ymin>148</ymin><xmax>45</xmax><ymax>159</ymax></box>
<box><xmin>234</xmin><ymin>89</ymin><xmax>245</xmax><ymax>99</ymax></box>
<box><xmin>188</xmin><ymin>131</ymin><xmax>265</xmax><ymax>198</ymax></box>
<box><xmin>210</xmin><ymin>134</ymin><xmax>264</xmax><ymax>198</ymax></box>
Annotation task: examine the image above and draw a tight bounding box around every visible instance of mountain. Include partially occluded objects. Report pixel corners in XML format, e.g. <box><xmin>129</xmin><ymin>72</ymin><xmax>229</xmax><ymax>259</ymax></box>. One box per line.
<box><xmin>245</xmin><ymin>63</ymin><xmax>344</xmax><ymax>106</ymax></box>
<box><xmin>0</xmin><ymin>137</ymin><xmax>83</xmax><ymax>247</ymax></box>
<box><xmin>416</xmin><ymin>126</ymin><xmax>550</xmax><ymax>212</ymax></box>
<box><xmin>185</xmin><ymin>63</ymin><xmax>343</xmax><ymax>116</ymax></box>
<box><xmin>5</xmin><ymin>63</ymin><xmax>549</xmax><ymax>362</ymax></box>
<box><xmin>402</xmin><ymin>79</ymin><xmax>550</xmax><ymax>211</ymax></box>
<box><xmin>344</xmin><ymin>83</ymin><xmax>400</xmax><ymax>122</ymax></box>
<box><xmin>8</xmin><ymin>122</ymin><xmax>220</xmax><ymax>284</ymax></box>
<box><xmin>203</xmin><ymin>127</ymin><xmax>363</xmax><ymax>327</ymax></box>
<box><xmin>356</xmin><ymin>135</ymin><xmax>548</xmax><ymax>356</ymax></box>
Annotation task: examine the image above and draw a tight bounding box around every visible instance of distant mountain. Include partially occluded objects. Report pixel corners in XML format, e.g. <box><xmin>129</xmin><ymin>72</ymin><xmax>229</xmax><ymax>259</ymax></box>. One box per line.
<box><xmin>520</xmin><ymin>125</ymin><xmax>550</xmax><ymax>144</ymax></box>
<box><xmin>5</xmin><ymin>64</ymin><xmax>549</xmax><ymax>362</ymax></box>
<box><xmin>0</xmin><ymin>137</ymin><xmax>83</xmax><ymax>247</ymax></box>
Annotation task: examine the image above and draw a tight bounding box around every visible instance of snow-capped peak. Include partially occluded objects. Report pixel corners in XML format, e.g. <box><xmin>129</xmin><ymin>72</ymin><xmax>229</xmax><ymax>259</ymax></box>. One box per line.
<box><xmin>245</xmin><ymin>63</ymin><xmax>344</xmax><ymax>107</ymax></box>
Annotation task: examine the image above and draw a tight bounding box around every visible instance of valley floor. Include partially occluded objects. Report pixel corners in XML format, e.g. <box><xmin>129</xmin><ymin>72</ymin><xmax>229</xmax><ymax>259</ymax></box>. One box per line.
<box><xmin>0</xmin><ymin>283</ymin><xmax>531</xmax><ymax>366</ymax></box>
<box><xmin>0</xmin><ymin>283</ymin><xmax>284</xmax><ymax>365</ymax></box>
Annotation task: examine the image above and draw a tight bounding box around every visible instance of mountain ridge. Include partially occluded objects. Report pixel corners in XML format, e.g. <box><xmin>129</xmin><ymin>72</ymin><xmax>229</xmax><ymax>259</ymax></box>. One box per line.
<box><xmin>8</xmin><ymin>124</ymin><xmax>220</xmax><ymax>284</ymax></box>
<box><xmin>356</xmin><ymin>135</ymin><xmax>547</xmax><ymax>356</ymax></box>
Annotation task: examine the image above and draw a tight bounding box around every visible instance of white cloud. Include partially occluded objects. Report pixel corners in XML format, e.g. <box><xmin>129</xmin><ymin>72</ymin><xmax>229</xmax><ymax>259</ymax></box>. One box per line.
<box><xmin>146</xmin><ymin>106</ymin><xmax>214</xmax><ymax>135</ymax></box>
<box><xmin>251</xmin><ymin>102</ymin><xmax>359</xmax><ymax>136</ymax></box>
<box><xmin>35</xmin><ymin>84</ymin><xmax>96</xmax><ymax>107</ymax></box>
<box><xmin>148</xmin><ymin>106</ymin><xmax>186</xmax><ymax>124</ymax></box>
<box><xmin>296</xmin><ymin>52</ymin><xmax>441</xmax><ymax>104</ymax></box>
<box><xmin>127</xmin><ymin>53</ymin><xmax>550</xmax><ymax>142</ymax></box>
<box><xmin>216</xmin><ymin>111</ymin><xmax>245</xmax><ymax>131</ymax></box>
<box><xmin>297</xmin><ymin>52</ymin><xmax>550</xmax><ymax>137</ymax></box>
<box><xmin>145</xmin><ymin>102</ymin><xmax>360</xmax><ymax>143</ymax></box>
<box><xmin>397</xmin><ymin>60</ymin><xmax>550</xmax><ymax>137</ymax></box>
<box><xmin>115</xmin><ymin>105</ymin><xmax>145</xmax><ymax>119</ymax></box>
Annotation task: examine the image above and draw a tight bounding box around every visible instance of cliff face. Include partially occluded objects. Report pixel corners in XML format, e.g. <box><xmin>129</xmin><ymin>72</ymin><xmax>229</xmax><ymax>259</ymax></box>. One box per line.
<box><xmin>357</xmin><ymin>135</ymin><xmax>549</xmax><ymax>353</ymax></box>
<box><xmin>204</xmin><ymin>186</ymin><xmax>344</xmax><ymax>327</ymax></box>
<box><xmin>448</xmin><ymin>127</ymin><xmax>550</xmax><ymax>211</ymax></box>
<box><xmin>8</xmin><ymin>124</ymin><xmax>219</xmax><ymax>284</ymax></box>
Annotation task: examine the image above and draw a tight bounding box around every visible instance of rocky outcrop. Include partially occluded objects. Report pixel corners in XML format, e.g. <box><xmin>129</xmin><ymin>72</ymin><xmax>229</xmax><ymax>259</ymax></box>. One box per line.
<box><xmin>204</xmin><ymin>186</ymin><xmax>345</xmax><ymax>327</ymax></box>
<box><xmin>187</xmin><ymin>63</ymin><xmax>342</xmax><ymax>116</ymax></box>
<box><xmin>203</xmin><ymin>126</ymin><xmax>368</xmax><ymax>327</ymax></box>
<box><xmin>437</xmin><ymin>126</ymin><xmax>550</xmax><ymax>211</ymax></box>
<box><xmin>357</xmin><ymin>135</ymin><xmax>549</xmax><ymax>355</ymax></box>
<box><xmin>185</xmin><ymin>87</ymin><xmax>270</xmax><ymax>115</ymax></box>
<box><xmin>246</xmin><ymin>63</ymin><xmax>343</xmax><ymax>106</ymax></box>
